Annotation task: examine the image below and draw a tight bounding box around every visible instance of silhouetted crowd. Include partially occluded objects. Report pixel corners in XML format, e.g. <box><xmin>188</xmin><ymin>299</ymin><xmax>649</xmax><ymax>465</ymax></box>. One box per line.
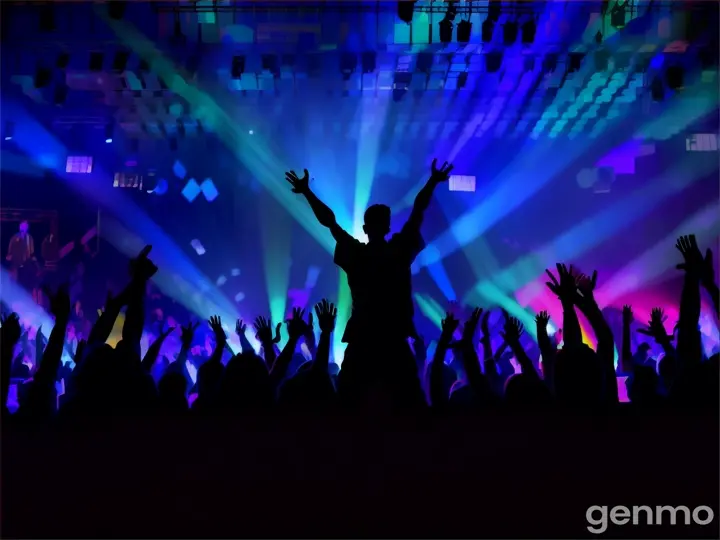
<box><xmin>2</xmin><ymin>233</ymin><xmax>717</xmax><ymax>420</ymax></box>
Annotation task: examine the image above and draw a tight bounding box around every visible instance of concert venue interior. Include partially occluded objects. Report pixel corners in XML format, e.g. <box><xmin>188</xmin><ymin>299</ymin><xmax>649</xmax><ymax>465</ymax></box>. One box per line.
<box><xmin>3</xmin><ymin>2</ymin><xmax>720</xmax><ymax>538</ymax></box>
<box><xmin>1</xmin><ymin>1</ymin><xmax>719</xmax><ymax>380</ymax></box>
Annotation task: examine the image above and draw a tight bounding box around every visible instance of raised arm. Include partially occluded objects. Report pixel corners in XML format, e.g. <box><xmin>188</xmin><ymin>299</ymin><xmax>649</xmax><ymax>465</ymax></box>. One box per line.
<box><xmin>310</xmin><ymin>300</ymin><xmax>336</xmax><ymax>377</ymax></box>
<box><xmin>430</xmin><ymin>313</ymin><xmax>458</xmax><ymax>410</ymax></box>
<box><xmin>141</xmin><ymin>325</ymin><xmax>175</xmax><ymax>373</ymax></box>
<box><xmin>501</xmin><ymin>313</ymin><xmax>540</xmax><ymax>381</ymax></box>
<box><xmin>546</xmin><ymin>264</ymin><xmax>583</xmax><ymax>349</ymax></box>
<box><xmin>574</xmin><ymin>271</ymin><xmax>618</xmax><ymax>405</ymax></box>
<box><xmin>406</xmin><ymin>159</ymin><xmax>454</xmax><ymax>231</ymax></box>
<box><xmin>286</xmin><ymin>169</ymin><xmax>345</xmax><ymax>241</ymax></box>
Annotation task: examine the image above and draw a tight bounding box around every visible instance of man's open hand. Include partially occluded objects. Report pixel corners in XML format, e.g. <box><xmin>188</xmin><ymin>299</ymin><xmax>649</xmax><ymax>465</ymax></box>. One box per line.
<box><xmin>285</xmin><ymin>169</ymin><xmax>310</xmax><ymax>195</ymax></box>
<box><xmin>430</xmin><ymin>158</ymin><xmax>454</xmax><ymax>183</ymax></box>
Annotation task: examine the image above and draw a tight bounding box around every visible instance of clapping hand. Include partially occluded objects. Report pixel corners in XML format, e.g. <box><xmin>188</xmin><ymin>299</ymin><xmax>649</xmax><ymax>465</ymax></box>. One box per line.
<box><xmin>285</xmin><ymin>169</ymin><xmax>310</xmax><ymax>195</ymax></box>
<box><xmin>314</xmin><ymin>299</ymin><xmax>337</xmax><ymax>333</ymax></box>
<box><xmin>429</xmin><ymin>158</ymin><xmax>454</xmax><ymax>183</ymax></box>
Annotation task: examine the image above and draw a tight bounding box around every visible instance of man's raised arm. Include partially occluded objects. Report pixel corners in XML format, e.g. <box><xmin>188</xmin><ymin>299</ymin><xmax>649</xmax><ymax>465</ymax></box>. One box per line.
<box><xmin>406</xmin><ymin>158</ymin><xmax>454</xmax><ymax>231</ymax></box>
<box><xmin>286</xmin><ymin>169</ymin><xmax>345</xmax><ymax>239</ymax></box>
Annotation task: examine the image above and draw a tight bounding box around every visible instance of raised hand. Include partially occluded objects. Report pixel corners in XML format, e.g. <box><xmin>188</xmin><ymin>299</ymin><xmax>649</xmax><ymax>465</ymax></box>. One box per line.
<box><xmin>305</xmin><ymin>311</ymin><xmax>315</xmax><ymax>337</ymax></box>
<box><xmin>314</xmin><ymin>299</ymin><xmax>337</xmax><ymax>333</ymax></box>
<box><xmin>208</xmin><ymin>315</ymin><xmax>226</xmax><ymax>343</ymax></box>
<box><xmin>545</xmin><ymin>263</ymin><xmax>579</xmax><ymax>303</ymax></box>
<box><xmin>42</xmin><ymin>283</ymin><xmax>71</xmax><ymax>320</ymax></box>
<box><xmin>676</xmin><ymin>234</ymin><xmax>714</xmax><ymax>284</ymax></box>
<box><xmin>637</xmin><ymin>307</ymin><xmax>673</xmax><ymax>343</ymax></box>
<box><xmin>0</xmin><ymin>312</ymin><xmax>22</xmax><ymax>348</ymax></box>
<box><xmin>159</xmin><ymin>324</ymin><xmax>176</xmax><ymax>340</ymax></box>
<box><xmin>439</xmin><ymin>312</ymin><xmax>459</xmax><ymax>346</ymax></box>
<box><xmin>480</xmin><ymin>309</ymin><xmax>491</xmax><ymax>338</ymax></box>
<box><xmin>455</xmin><ymin>307</ymin><xmax>482</xmax><ymax>346</ymax></box>
<box><xmin>180</xmin><ymin>321</ymin><xmax>200</xmax><ymax>350</ymax></box>
<box><xmin>501</xmin><ymin>313</ymin><xmax>524</xmax><ymax>345</ymax></box>
<box><xmin>430</xmin><ymin>158</ymin><xmax>454</xmax><ymax>183</ymax></box>
<box><xmin>287</xmin><ymin>307</ymin><xmax>310</xmax><ymax>340</ymax></box>
<box><xmin>285</xmin><ymin>169</ymin><xmax>310</xmax><ymax>195</ymax></box>
<box><xmin>622</xmin><ymin>305</ymin><xmax>633</xmax><ymax>324</ymax></box>
<box><xmin>235</xmin><ymin>319</ymin><xmax>247</xmax><ymax>336</ymax></box>
<box><xmin>535</xmin><ymin>310</ymin><xmax>550</xmax><ymax>328</ymax></box>
<box><xmin>129</xmin><ymin>244</ymin><xmax>158</xmax><ymax>281</ymax></box>
<box><xmin>254</xmin><ymin>316</ymin><xmax>277</xmax><ymax>344</ymax></box>
<box><xmin>575</xmin><ymin>270</ymin><xmax>599</xmax><ymax>310</ymax></box>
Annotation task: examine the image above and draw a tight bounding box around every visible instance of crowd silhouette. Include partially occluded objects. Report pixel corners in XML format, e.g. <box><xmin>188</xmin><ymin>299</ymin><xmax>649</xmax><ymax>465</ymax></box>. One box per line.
<box><xmin>2</xmin><ymin>160</ymin><xmax>717</xmax><ymax>419</ymax></box>
<box><xmin>2</xmin><ymin>160</ymin><xmax>719</xmax><ymax>537</ymax></box>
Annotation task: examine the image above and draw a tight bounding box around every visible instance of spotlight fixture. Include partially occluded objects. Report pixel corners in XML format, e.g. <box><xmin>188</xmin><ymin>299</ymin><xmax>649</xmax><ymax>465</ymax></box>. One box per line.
<box><xmin>33</xmin><ymin>66</ymin><xmax>52</xmax><ymax>88</ymax></box>
<box><xmin>53</xmin><ymin>84</ymin><xmax>68</xmax><ymax>106</ymax></box>
<box><xmin>56</xmin><ymin>52</ymin><xmax>70</xmax><ymax>69</ymax></box>
<box><xmin>488</xmin><ymin>0</ymin><xmax>501</xmax><ymax>22</ymax></box>
<box><xmin>485</xmin><ymin>52</ymin><xmax>503</xmax><ymax>73</ymax></box>
<box><xmin>457</xmin><ymin>20</ymin><xmax>472</xmax><ymax>43</ymax></box>
<box><xmin>112</xmin><ymin>51</ymin><xmax>129</xmax><ymax>72</ymax></box>
<box><xmin>231</xmin><ymin>56</ymin><xmax>245</xmax><ymax>79</ymax></box>
<box><xmin>650</xmin><ymin>76</ymin><xmax>665</xmax><ymax>101</ymax></box>
<box><xmin>439</xmin><ymin>18</ymin><xmax>453</xmax><ymax>44</ymax></box>
<box><xmin>666</xmin><ymin>65</ymin><xmax>684</xmax><ymax>90</ymax></box>
<box><xmin>503</xmin><ymin>21</ymin><xmax>518</xmax><ymax>45</ymax></box>
<box><xmin>108</xmin><ymin>1</ymin><xmax>127</xmax><ymax>20</ymax></box>
<box><xmin>104</xmin><ymin>123</ymin><xmax>114</xmax><ymax>144</ymax></box>
<box><xmin>610</xmin><ymin>0</ymin><xmax>627</xmax><ymax>29</ymax></box>
<box><xmin>4</xmin><ymin>120</ymin><xmax>14</xmax><ymax>141</ymax></box>
<box><xmin>481</xmin><ymin>19</ymin><xmax>495</xmax><ymax>43</ymax></box>
<box><xmin>89</xmin><ymin>52</ymin><xmax>104</xmax><ymax>71</ymax></box>
<box><xmin>176</xmin><ymin>119</ymin><xmax>186</xmax><ymax>138</ymax></box>
<box><xmin>397</xmin><ymin>1</ymin><xmax>416</xmax><ymax>24</ymax></box>
<box><xmin>39</xmin><ymin>5</ymin><xmax>55</xmax><ymax>32</ymax></box>
<box><xmin>521</xmin><ymin>19</ymin><xmax>536</xmax><ymax>45</ymax></box>
<box><xmin>361</xmin><ymin>51</ymin><xmax>376</xmax><ymax>73</ymax></box>
<box><xmin>568</xmin><ymin>52</ymin><xmax>585</xmax><ymax>73</ymax></box>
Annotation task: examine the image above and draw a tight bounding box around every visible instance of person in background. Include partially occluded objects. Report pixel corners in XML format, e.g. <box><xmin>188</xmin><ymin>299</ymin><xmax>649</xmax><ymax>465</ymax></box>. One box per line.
<box><xmin>6</xmin><ymin>221</ymin><xmax>37</xmax><ymax>290</ymax></box>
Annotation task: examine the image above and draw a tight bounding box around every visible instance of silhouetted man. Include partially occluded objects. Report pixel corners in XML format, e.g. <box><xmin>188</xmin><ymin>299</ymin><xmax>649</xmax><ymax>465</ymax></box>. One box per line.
<box><xmin>286</xmin><ymin>159</ymin><xmax>453</xmax><ymax>406</ymax></box>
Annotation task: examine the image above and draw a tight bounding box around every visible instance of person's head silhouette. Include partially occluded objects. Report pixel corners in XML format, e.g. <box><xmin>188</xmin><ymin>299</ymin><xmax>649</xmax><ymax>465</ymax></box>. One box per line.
<box><xmin>19</xmin><ymin>220</ymin><xmax>29</xmax><ymax>235</ymax></box>
<box><xmin>363</xmin><ymin>204</ymin><xmax>391</xmax><ymax>242</ymax></box>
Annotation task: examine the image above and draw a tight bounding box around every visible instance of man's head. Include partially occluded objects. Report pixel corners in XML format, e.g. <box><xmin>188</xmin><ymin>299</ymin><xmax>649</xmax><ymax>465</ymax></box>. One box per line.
<box><xmin>363</xmin><ymin>204</ymin><xmax>391</xmax><ymax>241</ymax></box>
<box><xmin>19</xmin><ymin>221</ymin><xmax>29</xmax><ymax>234</ymax></box>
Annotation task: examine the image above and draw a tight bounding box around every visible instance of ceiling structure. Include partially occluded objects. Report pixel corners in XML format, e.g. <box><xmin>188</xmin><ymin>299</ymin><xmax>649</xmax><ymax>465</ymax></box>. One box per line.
<box><xmin>2</xmin><ymin>0</ymin><xmax>717</xmax><ymax>148</ymax></box>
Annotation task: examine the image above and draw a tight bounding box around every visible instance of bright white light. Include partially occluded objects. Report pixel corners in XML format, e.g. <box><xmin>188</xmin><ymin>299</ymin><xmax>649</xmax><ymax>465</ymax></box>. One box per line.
<box><xmin>190</xmin><ymin>239</ymin><xmax>206</xmax><ymax>255</ymax></box>
<box><xmin>248</xmin><ymin>130</ymin><xmax>254</xmax><ymax>135</ymax></box>
<box><xmin>105</xmin><ymin>138</ymin><xmax>113</xmax><ymax>144</ymax></box>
